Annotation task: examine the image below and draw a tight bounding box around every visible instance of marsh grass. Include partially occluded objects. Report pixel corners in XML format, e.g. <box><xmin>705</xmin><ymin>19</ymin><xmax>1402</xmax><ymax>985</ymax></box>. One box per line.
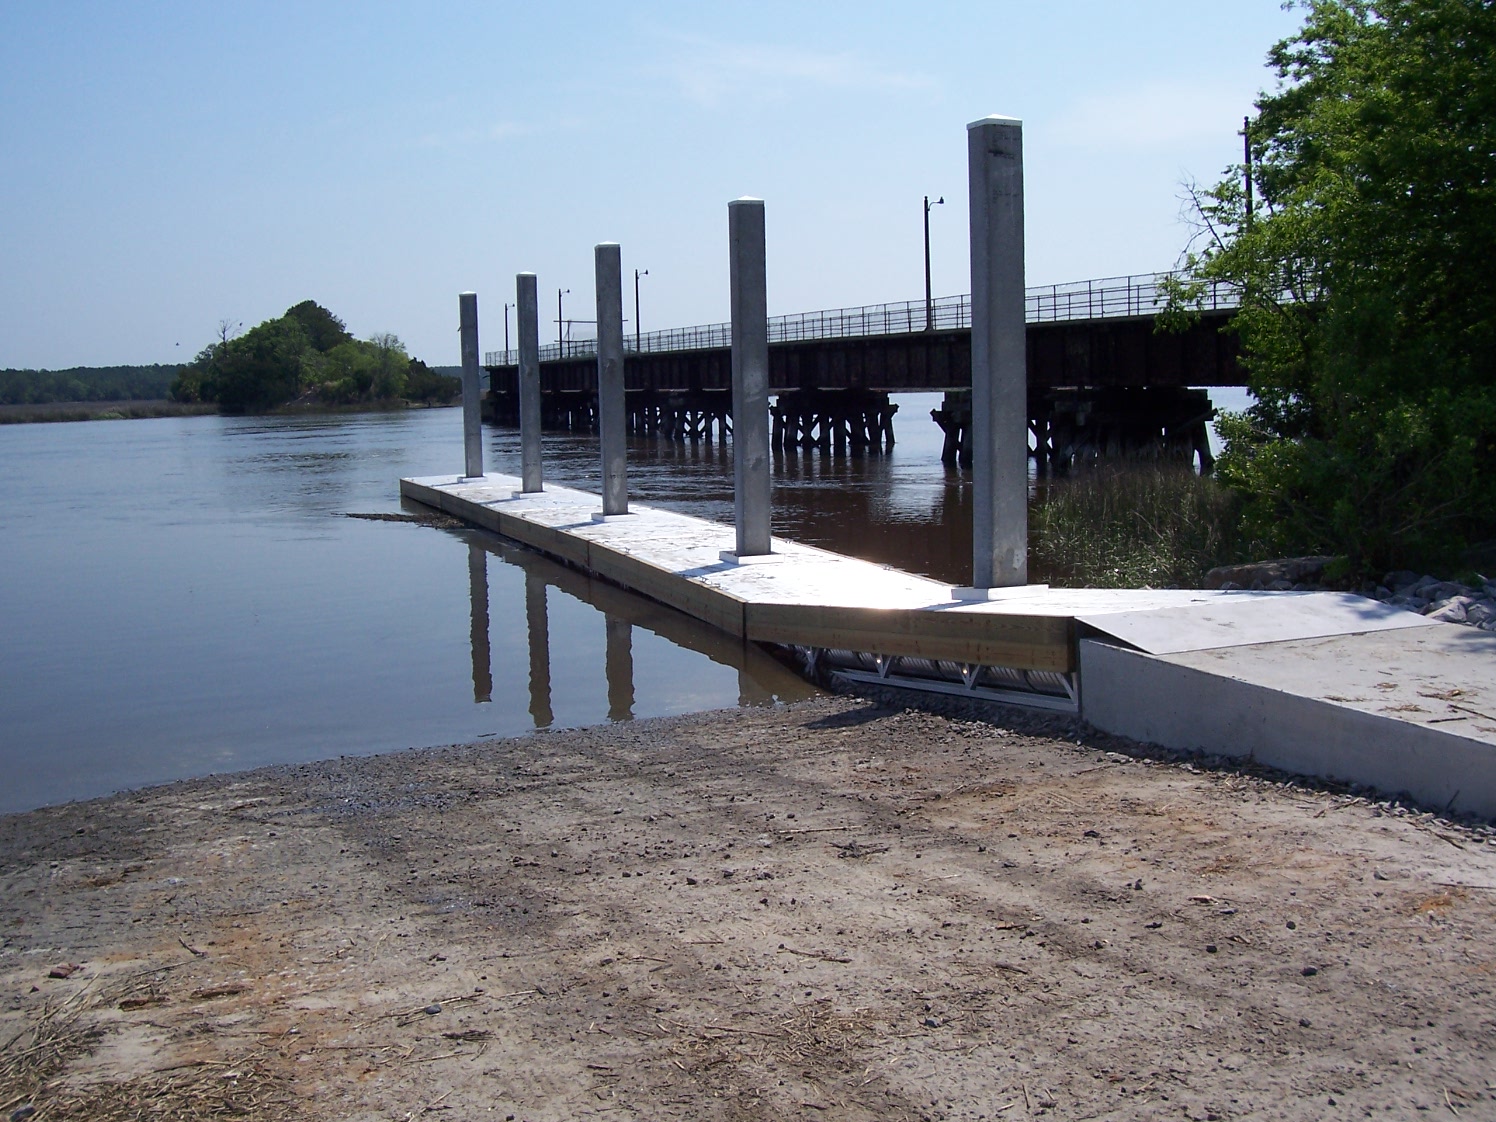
<box><xmin>1030</xmin><ymin>465</ymin><xmax>1249</xmax><ymax>589</ymax></box>
<box><xmin>0</xmin><ymin>400</ymin><xmax>216</xmax><ymax>424</ymax></box>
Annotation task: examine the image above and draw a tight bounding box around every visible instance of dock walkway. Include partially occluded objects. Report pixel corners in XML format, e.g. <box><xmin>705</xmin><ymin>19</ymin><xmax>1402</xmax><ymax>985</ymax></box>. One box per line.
<box><xmin>402</xmin><ymin>471</ymin><xmax>1496</xmax><ymax>818</ymax></box>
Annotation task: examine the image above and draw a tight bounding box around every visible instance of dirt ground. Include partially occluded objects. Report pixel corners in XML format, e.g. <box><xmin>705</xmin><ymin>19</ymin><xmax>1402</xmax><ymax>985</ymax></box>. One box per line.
<box><xmin>3</xmin><ymin>695</ymin><xmax>1494</xmax><ymax>1121</ymax></box>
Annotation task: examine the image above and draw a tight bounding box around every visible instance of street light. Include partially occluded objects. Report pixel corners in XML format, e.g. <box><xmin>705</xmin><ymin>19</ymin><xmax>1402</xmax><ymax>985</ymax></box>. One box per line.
<box><xmin>634</xmin><ymin>268</ymin><xmax>648</xmax><ymax>351</ymax></box>
<box><xmin>1242</xmin><ymin>115</ymin><xmax>1254</xmax><ymax>226</ymax></box>
<box><xmin>924</xmin><ymin>195</ymin><xmax>944</xmax><ymax>331</ymax></box>
<box><xmin>556</xmin><ymin>288</ymin><xmax>570</xmax><ymax>356</ymax></box>
<box><xmin>503</xmin><ymin>302</ymin><xmax>512</xmax><ymax>359</ymax></box>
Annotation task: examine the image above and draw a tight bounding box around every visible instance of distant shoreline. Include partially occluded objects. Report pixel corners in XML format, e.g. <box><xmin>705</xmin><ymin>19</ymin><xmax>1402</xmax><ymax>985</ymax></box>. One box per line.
<box><xmin>0</xmin><ymin>398</ymin><xmax>458</xmax><ymax>425</ymax></box>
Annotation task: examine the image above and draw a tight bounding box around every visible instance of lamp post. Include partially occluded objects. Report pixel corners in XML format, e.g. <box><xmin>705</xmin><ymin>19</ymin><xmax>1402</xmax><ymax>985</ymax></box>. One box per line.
<box><xmin>1242</xmin><ymin>116</ymin><xmax>1254</xmax><ymax>227</ymax></box>
<box><xmin>503</xmin><ymin>302</ymin><xmax>512</xmax><ymax>359</ymax></box>
<box><xmin>556</xmin><ymin>288</ymin><xmax>570</xmax><ymax>356</ymax></box>
<box><xmin>633</xmin><ymin>268</ymin><xmax>648</xmax><ymax>351</ymax></box>
<box><xmin>924</xmin><ymin>194</ymin><xmax>944</xmax><ymax>331</ymax></box>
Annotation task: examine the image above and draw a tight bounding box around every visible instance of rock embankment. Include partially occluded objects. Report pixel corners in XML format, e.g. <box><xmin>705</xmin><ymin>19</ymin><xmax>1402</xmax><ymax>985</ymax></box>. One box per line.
<box><xmin>1376</xmin><ymin>570</ymin><xmax>1496</xmax><ymax>629</ymax></box>
<box><xmin>1206</xmin><ymin>557</ymin><xmax>1496</xmax><ymax>631</ymax></box>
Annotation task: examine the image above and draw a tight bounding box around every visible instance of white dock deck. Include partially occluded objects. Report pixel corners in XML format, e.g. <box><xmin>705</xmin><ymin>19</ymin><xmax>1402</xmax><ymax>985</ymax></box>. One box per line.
<box><xmin>402</xmin><ymin>471</ymin><xmax>1496</xmax><ymax>817</ymax></box>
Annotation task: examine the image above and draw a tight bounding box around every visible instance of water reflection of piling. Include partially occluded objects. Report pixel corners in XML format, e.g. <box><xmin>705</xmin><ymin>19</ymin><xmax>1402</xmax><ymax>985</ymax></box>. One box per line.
<box><xmin>464</xmin><ymin>533</ymin><xmax>813</xmax><ymax>720</ymax></box>
<box><xmin>605</xmin><ymin>616</ymin><xmax>634</xmax><ymax>721</ymax></box>
<box><xmin>468</xmin><ymin>543</ymin><xmax>492</xmax><ymax>703</ymax></box>
<box><xmin>525</xmin><ymin>569</ymin><xmax>553</xmax><ymax>727</ymax></box>
<box><xmin>738</xmin><ymin>665</ymin><xmax>773</xmax><ymax>706</ymax></box>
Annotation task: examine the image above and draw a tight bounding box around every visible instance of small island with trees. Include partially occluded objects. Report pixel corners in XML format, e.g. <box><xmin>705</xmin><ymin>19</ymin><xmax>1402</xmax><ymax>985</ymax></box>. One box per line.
<box><xmin>169</xmin><ymin>300</ymin><xmax>458</xmax><ymax>413</ymax></box>
<box><xmin>1</xmin><ymin>301</ymin><xmax>459</xmax><ymax>423</ymax></box>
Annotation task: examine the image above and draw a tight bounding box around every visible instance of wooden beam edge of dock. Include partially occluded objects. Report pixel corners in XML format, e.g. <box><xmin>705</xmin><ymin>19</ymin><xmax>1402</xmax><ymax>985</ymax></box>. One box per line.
<box><xmin>400</xmin><ymin>477</ymin><xmax>1074</xmax><ymax>673</ymax></box>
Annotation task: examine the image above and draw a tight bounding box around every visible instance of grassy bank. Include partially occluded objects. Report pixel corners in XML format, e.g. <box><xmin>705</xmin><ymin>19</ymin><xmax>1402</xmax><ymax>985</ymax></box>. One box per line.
<box><xmin>0</xmin><ymin>399</ymin><xmax>458</xmax><ymax>424</ymax></box>
<box><xmin>0</xmin><ymin>399</ymin><xmax>218</xmax><ymax>424</ymax></box>
<box><xmin>1030</xmin><ymin>465</ymin><xmax>1250</xmax><ymax>588</ymax></box>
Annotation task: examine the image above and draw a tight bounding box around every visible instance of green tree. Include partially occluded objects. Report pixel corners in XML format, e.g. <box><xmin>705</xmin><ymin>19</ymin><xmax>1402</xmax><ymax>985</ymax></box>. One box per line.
<box><xmin>403</xmin><ymin>358</ymin><xmax>459</xmax><ymax>404</ymax></box>
<box><xmin>366</xmin><ymin>333</ymin><xmax>409</xmax><ymax>399</ymax></box>
<box><xmin>1171</xmin><ymin>0</ymin><xmax>1496</xmax><ymax>574</ymax></box>
<box><xmin>318</xmin><ymin>340</ymin><xmax>376</xmax><ymax>403</ymax></box>
<box><xmin>169</xmin><ymin>345</ymin><xmax>218</xmax><ymax>403</ymax></box>
<box><xmin>284</xmin><ymin>300</ymin><xmax>352</xmax><ymax>353</ymax></box>
<box><xmin>211</xmin><ymin>317</ymin><xmax>312</xmax><ymax>413</ymax></box>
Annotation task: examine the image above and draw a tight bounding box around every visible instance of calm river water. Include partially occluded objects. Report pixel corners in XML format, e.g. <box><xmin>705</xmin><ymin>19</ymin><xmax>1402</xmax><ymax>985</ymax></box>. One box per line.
<box><xmin>1</xmin><ymin>392</ymin><xmax>1246</xmax><ymax>814</ymax></box>
<box><xmin>0</xmin><ymin>397</ymin><xmax>1002</xmax><ymax>814</ymax></box>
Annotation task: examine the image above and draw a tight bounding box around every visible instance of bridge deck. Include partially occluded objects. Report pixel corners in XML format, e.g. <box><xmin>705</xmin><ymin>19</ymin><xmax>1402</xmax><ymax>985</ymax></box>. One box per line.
<box><xmin>484</xmin><ymin>273</ymin><xmax>1245</xmax><ymax>394</ymax></box>
<box><xmin>401</xmin><ymin>471</ymin><xmax>1495</xmax><ymax>818</ymax></box>
<box><xmin>485</xmin><ymin>312</ymin><xmax>1240</xmax><ymax>396</ymax></box>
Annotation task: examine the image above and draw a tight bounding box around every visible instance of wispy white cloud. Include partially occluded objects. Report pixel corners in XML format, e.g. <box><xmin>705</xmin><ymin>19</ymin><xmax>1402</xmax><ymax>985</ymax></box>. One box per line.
<box><xmin>654</xmin><ymin>32</ymin><xmax>933</xmax><ymax>107</ymax></box>
<box><xmin>1049</xmin><ymin>80</ymin><xmax>1253</xmax><ymax>150</ymax></box>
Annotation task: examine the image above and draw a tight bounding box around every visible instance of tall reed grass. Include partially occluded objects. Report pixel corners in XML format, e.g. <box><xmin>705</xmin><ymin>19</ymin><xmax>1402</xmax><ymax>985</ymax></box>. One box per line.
<box><xmin>1029</xmin><ymin>466</ymin><xmax>1247</xmax><ymax>589</ymax></box>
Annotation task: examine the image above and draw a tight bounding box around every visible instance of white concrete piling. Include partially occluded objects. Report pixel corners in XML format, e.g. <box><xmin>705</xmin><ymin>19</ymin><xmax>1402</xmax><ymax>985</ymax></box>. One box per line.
<box><xmin>966</xmin><ymin>116</ymin><xmax>1027</xmax><ymax>589</ymax></box>
<box><xmin>595</xmin><ymin>243</ymin><xmax>628</xmax><ymax>517</ymax></box>
<box><xmin>516</xmin><ymin>272</ymin><xmax>543</xmax><ymax>493</ymax></box>
<box><xmin>459</xmin><ymin>291</ymin><xmax>484</xmax><ymax>481</ymax></box>
<box><xmin>728</xmin><ymin>197</ymin><xmax>772</xmax><ymax>559</ymax></box>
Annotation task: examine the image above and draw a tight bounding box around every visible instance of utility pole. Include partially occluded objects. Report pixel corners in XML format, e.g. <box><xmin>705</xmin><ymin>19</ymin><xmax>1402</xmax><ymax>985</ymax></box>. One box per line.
<box><xmin>924</xmin><ymin>195</ymin><xmax>944</xmax><ymax>330</ymax></box>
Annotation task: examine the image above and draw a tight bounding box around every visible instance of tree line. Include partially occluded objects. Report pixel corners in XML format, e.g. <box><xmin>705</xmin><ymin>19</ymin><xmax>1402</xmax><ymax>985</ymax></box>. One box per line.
<box><xmin>0</xmin><ymin>365</ymin><xmax>182</xmax><ymax>405</ymax></box>
<box><xmin>170</xmin><ymin>301</ymin><xmax>457</xmax><ymax>412</ymax></box>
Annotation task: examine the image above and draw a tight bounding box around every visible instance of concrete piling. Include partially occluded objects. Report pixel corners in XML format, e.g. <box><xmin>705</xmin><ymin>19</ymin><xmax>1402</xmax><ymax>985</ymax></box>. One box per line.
<box><xmin>728</xmin><ymin>197</ymin><xmax>772</xmax><ymax>558</ymax></box>
<box><xmin>595</xmin><ymin>243</ymin><xmax>628</xmax><ymax>517</ymax></box>
<box><xmin>459</xmin><ymin>292</ymin><xmax>483</xmax><ymax>481</ymax></box>
<box><xmin>516</xmin><ymin>272</ymin><xmax>543</xmax><ymax>493</ymax></box>
<box><xmin>966</xmin><ymin>116</ymin><xmax>1028</xmax><ymax>589</ymax></box>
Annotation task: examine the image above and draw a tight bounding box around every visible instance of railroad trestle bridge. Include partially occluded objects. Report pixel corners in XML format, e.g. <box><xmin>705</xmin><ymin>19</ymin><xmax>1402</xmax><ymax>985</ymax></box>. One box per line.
<box><xmin>482</xmin><ymin>272</ymin><xmax>1241</xmax><ymax>474</ymax></box>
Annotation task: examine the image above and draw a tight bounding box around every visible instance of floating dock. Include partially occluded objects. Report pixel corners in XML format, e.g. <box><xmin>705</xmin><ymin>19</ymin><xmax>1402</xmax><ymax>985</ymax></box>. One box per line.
<box><xmin>402</xmin><ymin>471</ymin><xmax>1496</xmax><ymax>818</ymax></box>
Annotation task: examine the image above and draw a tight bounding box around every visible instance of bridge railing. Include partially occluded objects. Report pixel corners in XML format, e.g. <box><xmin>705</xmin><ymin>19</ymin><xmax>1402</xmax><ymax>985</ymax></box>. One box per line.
<box><xmin>484</xmin><ymin>271</ymin><xmax>1237</xmax><ymax>366</ymax></box>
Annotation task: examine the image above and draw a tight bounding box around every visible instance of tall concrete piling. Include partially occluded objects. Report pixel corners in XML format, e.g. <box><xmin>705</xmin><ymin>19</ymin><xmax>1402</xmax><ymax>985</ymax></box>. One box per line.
<box><xmin>595</xmin><ymin>243</ymin><xmax>628</xmax><ymax>517</ymax></box>
<box><xmin>966</xmin><ymin>115</ymin><xmax>1028</xmax><ymax>589</ymax></box>
<box><xmin>459</xmin><ymin>292</ymin><xmax>484</xmax><ymax>481</ymax></box>
<box><xmin>728</xmin><ymin>197</ymin><xmax>772</xmax><ymax>558</ymax></box>
<box><xmin>516</xmin><ymin>272</ymin><xmax>543</xmax><ymax>493</ymax></box>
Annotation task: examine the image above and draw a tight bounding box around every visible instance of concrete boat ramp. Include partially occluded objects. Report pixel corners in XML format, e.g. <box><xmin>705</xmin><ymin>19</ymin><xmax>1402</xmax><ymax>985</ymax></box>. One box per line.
<box><xmin>402</xmin><ymin>471</ymin><xmax>1496</xmax><ymax>818</ymax></box>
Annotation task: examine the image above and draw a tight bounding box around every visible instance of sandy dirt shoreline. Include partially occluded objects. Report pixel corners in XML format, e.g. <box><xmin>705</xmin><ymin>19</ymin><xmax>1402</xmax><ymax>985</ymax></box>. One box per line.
<box><xmin>3</xmin><ymin>696</ymin><xmax>1494</xmax><ymax>1120</ymax></box>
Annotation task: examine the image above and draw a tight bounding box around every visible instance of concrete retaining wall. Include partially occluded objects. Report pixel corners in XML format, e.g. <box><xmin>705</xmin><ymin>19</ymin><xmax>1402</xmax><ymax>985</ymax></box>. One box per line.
<box><xmin>1080</xmin><ymin>638</ymin><xmax>1496</xmax><ymax>819</ymax></box>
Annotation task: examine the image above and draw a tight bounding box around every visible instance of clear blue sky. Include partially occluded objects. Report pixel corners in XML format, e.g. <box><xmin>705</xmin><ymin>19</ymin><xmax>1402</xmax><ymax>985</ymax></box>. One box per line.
<box><xmin>0</xmin><ymin>1</ymin><xmax>1303</xmax><ymax>369</ymax></box>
